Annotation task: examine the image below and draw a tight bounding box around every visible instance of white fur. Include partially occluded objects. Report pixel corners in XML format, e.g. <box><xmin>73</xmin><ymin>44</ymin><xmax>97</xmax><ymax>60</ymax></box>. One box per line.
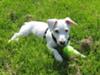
<box><xmin>9</xmin><ymin>17</ymin><xmax>84</xmax><ymax>62</ymax></box>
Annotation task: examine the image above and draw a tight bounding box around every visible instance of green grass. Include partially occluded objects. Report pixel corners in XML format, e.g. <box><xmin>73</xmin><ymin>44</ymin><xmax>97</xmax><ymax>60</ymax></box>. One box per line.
<box><xmin>0</xmin><ymin>0</ymin><xmax>100</xmax><ymax>75</ymax></box>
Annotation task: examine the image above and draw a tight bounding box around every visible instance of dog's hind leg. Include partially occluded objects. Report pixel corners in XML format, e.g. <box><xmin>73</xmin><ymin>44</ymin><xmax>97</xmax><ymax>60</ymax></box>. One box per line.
<box><xmin>8</xmin><ymin>32</ymin><xmax>22</xmax><ymax>43</ymax></box>
<box><xmin>8</xmin><ymin>24</ymin><xmax>32</xmax><ymax>43</ymax></box>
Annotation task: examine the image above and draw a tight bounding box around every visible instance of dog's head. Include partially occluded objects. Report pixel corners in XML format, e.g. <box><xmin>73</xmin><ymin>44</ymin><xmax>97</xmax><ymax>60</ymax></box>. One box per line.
<box><xmin>48</xmin><ymin>17</ymin><xmax>77</xmax><ymax>47</ymax></box>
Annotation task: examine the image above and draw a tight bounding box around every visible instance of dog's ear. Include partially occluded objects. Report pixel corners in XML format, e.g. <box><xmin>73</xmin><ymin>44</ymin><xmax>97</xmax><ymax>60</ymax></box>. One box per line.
<box><xmin>47</xmin><ymin>19</ymin><xmax>57</xmax><ymax>30</ymax></box>
<box><xmin>65</xmin><ymin>17</ymin><xmax>77</xmax><ymax>25</ymax></box>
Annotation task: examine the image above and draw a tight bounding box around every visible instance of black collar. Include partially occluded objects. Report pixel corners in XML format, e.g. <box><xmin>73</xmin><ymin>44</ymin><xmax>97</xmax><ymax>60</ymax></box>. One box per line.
<box><xmin>43</xmin><ymin>28</ymin><xmax>48</xmax><ymax>39</ymax></box>
<box><xmin>51</xmin><ymin>33</ymin><xmax>57</xmax><ymax>45</ymax></box>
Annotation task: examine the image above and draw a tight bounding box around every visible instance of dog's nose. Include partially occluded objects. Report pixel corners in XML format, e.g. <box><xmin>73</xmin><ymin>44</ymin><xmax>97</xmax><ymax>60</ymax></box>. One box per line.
<box><xmin>59</xmin><ymin>41</ymin><xmax>65</xmax><ymax>45</ymax></box>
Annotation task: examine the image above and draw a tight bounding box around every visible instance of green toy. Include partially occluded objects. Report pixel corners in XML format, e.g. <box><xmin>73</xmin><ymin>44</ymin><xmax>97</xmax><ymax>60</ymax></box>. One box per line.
<box><xmin>63</xmin><ymin>45</ymin><xmax>86</xmax><ymax>58</ymax></box>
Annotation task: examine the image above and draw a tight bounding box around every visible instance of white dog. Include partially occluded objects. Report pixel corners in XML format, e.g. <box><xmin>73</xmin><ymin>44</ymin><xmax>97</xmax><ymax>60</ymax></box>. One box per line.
<box><xmin>8</xmin><ymin>17</ymin><xmax>85</xmax><ymax>62</ymax></box>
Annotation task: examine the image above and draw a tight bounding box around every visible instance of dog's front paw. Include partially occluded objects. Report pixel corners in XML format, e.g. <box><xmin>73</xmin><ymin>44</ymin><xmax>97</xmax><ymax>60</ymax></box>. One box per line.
<box><xmin>53</xmin><ymin>50</ymin><xmax>63</xmax><ymax>62</ymax></box>
<box><xmin>55</xmin><ymin>55</ymin><xmax>63</xmax><ymax>62</ymax></box>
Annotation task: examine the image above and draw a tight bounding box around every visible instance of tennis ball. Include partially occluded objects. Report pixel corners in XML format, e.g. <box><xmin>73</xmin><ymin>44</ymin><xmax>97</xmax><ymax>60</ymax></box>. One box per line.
<box><xmin>63</xmin><ymin>45</ymin><xmax>86</xmax><ymax>58</ymax></box>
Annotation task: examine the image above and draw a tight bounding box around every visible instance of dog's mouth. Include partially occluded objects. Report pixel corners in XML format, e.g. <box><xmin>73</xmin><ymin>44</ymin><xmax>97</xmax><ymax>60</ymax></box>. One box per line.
<box><xmin>58</xmin><ymin>37</ymin><xmax>70</xmax><ymax>47</ymax></box>
<box><xmin>58</xmin><ymin>41</ymin><xmax>66</xmax><ymax>47</ymax></box>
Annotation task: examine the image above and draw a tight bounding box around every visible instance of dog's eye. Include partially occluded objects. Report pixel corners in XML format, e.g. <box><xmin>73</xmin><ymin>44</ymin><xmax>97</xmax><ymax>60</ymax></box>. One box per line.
<box><xmin>54</xmin><ymin>30</ymin><xmax>59</xmax><ymax>33</ymax></box>
<box><xmin>65</xmin><ymin>29</ymin><xmax>68</xmax><ymax>32</ymax></box>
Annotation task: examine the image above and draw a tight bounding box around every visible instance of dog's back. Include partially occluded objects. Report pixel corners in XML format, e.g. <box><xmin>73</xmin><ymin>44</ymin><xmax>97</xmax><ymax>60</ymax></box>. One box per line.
<box><xmin>29</xmin><ymin>21</ymin><xmax>48</xmax><ymax>37</ymax></box>
<box><xmin>8</xmin><ymin>21</ymin><xmax>48</xmax><ymax>42</ymax></box>
<box><xmin>19</xmin><ymin>21</ymin><xmax>48</xmax><ymax>37</ymax></box>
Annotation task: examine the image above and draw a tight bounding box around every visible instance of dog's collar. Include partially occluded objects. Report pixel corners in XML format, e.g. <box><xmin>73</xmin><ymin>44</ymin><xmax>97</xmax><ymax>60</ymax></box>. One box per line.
<box><xmin>43</xmin><ymin>28</ymin><xmax>60</xmax><ymax>47</ymax></box>
<box><xmin>43</xmin><ymin>28</ymin><xmax>48</xmax><ymax>39</ymax></box>
<box><xmin>51</xmin><ymin>33</ymin><xmax>58</xmax><ymax>45</ymax></box>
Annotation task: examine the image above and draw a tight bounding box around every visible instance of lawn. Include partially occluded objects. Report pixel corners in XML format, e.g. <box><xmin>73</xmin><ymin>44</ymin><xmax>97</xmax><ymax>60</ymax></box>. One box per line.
<box><xmin>0</xmin><ymin>0</ymin><xmax>100</xmax><ymax>75</ymax></box>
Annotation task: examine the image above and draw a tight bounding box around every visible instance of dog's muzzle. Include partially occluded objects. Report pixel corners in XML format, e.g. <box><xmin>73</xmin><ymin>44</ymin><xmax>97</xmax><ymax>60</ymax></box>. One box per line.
<box><xmin>52</xmin><ymin>33</ymin><xmax>70</xmax><ymax>47</ymax></box>
<box><xmin>59</xmin><ymin>41</ymin><xmax>66</xmax><ymax>46</ymax></box>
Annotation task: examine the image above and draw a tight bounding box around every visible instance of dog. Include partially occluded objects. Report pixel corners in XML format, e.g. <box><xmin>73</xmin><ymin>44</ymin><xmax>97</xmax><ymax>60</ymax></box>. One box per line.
<box><xmin>8</xmin><ymin>17</ymin><xmax>85</xmax><ymax>62</ymax></box>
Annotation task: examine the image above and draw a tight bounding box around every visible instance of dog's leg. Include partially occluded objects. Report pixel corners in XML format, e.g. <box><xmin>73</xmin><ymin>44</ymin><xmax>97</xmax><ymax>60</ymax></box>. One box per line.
<box><xmin>8</xmin><ymin>32</ymin><xmax>23</xmax><ymax>43</ymax></box>
<box><xmin>47</xmin><ymin>44</ymin><xmax>63</xmax><ymax>62</ymax></box>
<box><xmin>53</xmin><ymin>49</ymin><xmax>63</xmax><ymax>62</ymax></box>
<box><xmin>8</xmin><ymin>24</ymin><xmax>32</xmax><ymax>43</ymax></box>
